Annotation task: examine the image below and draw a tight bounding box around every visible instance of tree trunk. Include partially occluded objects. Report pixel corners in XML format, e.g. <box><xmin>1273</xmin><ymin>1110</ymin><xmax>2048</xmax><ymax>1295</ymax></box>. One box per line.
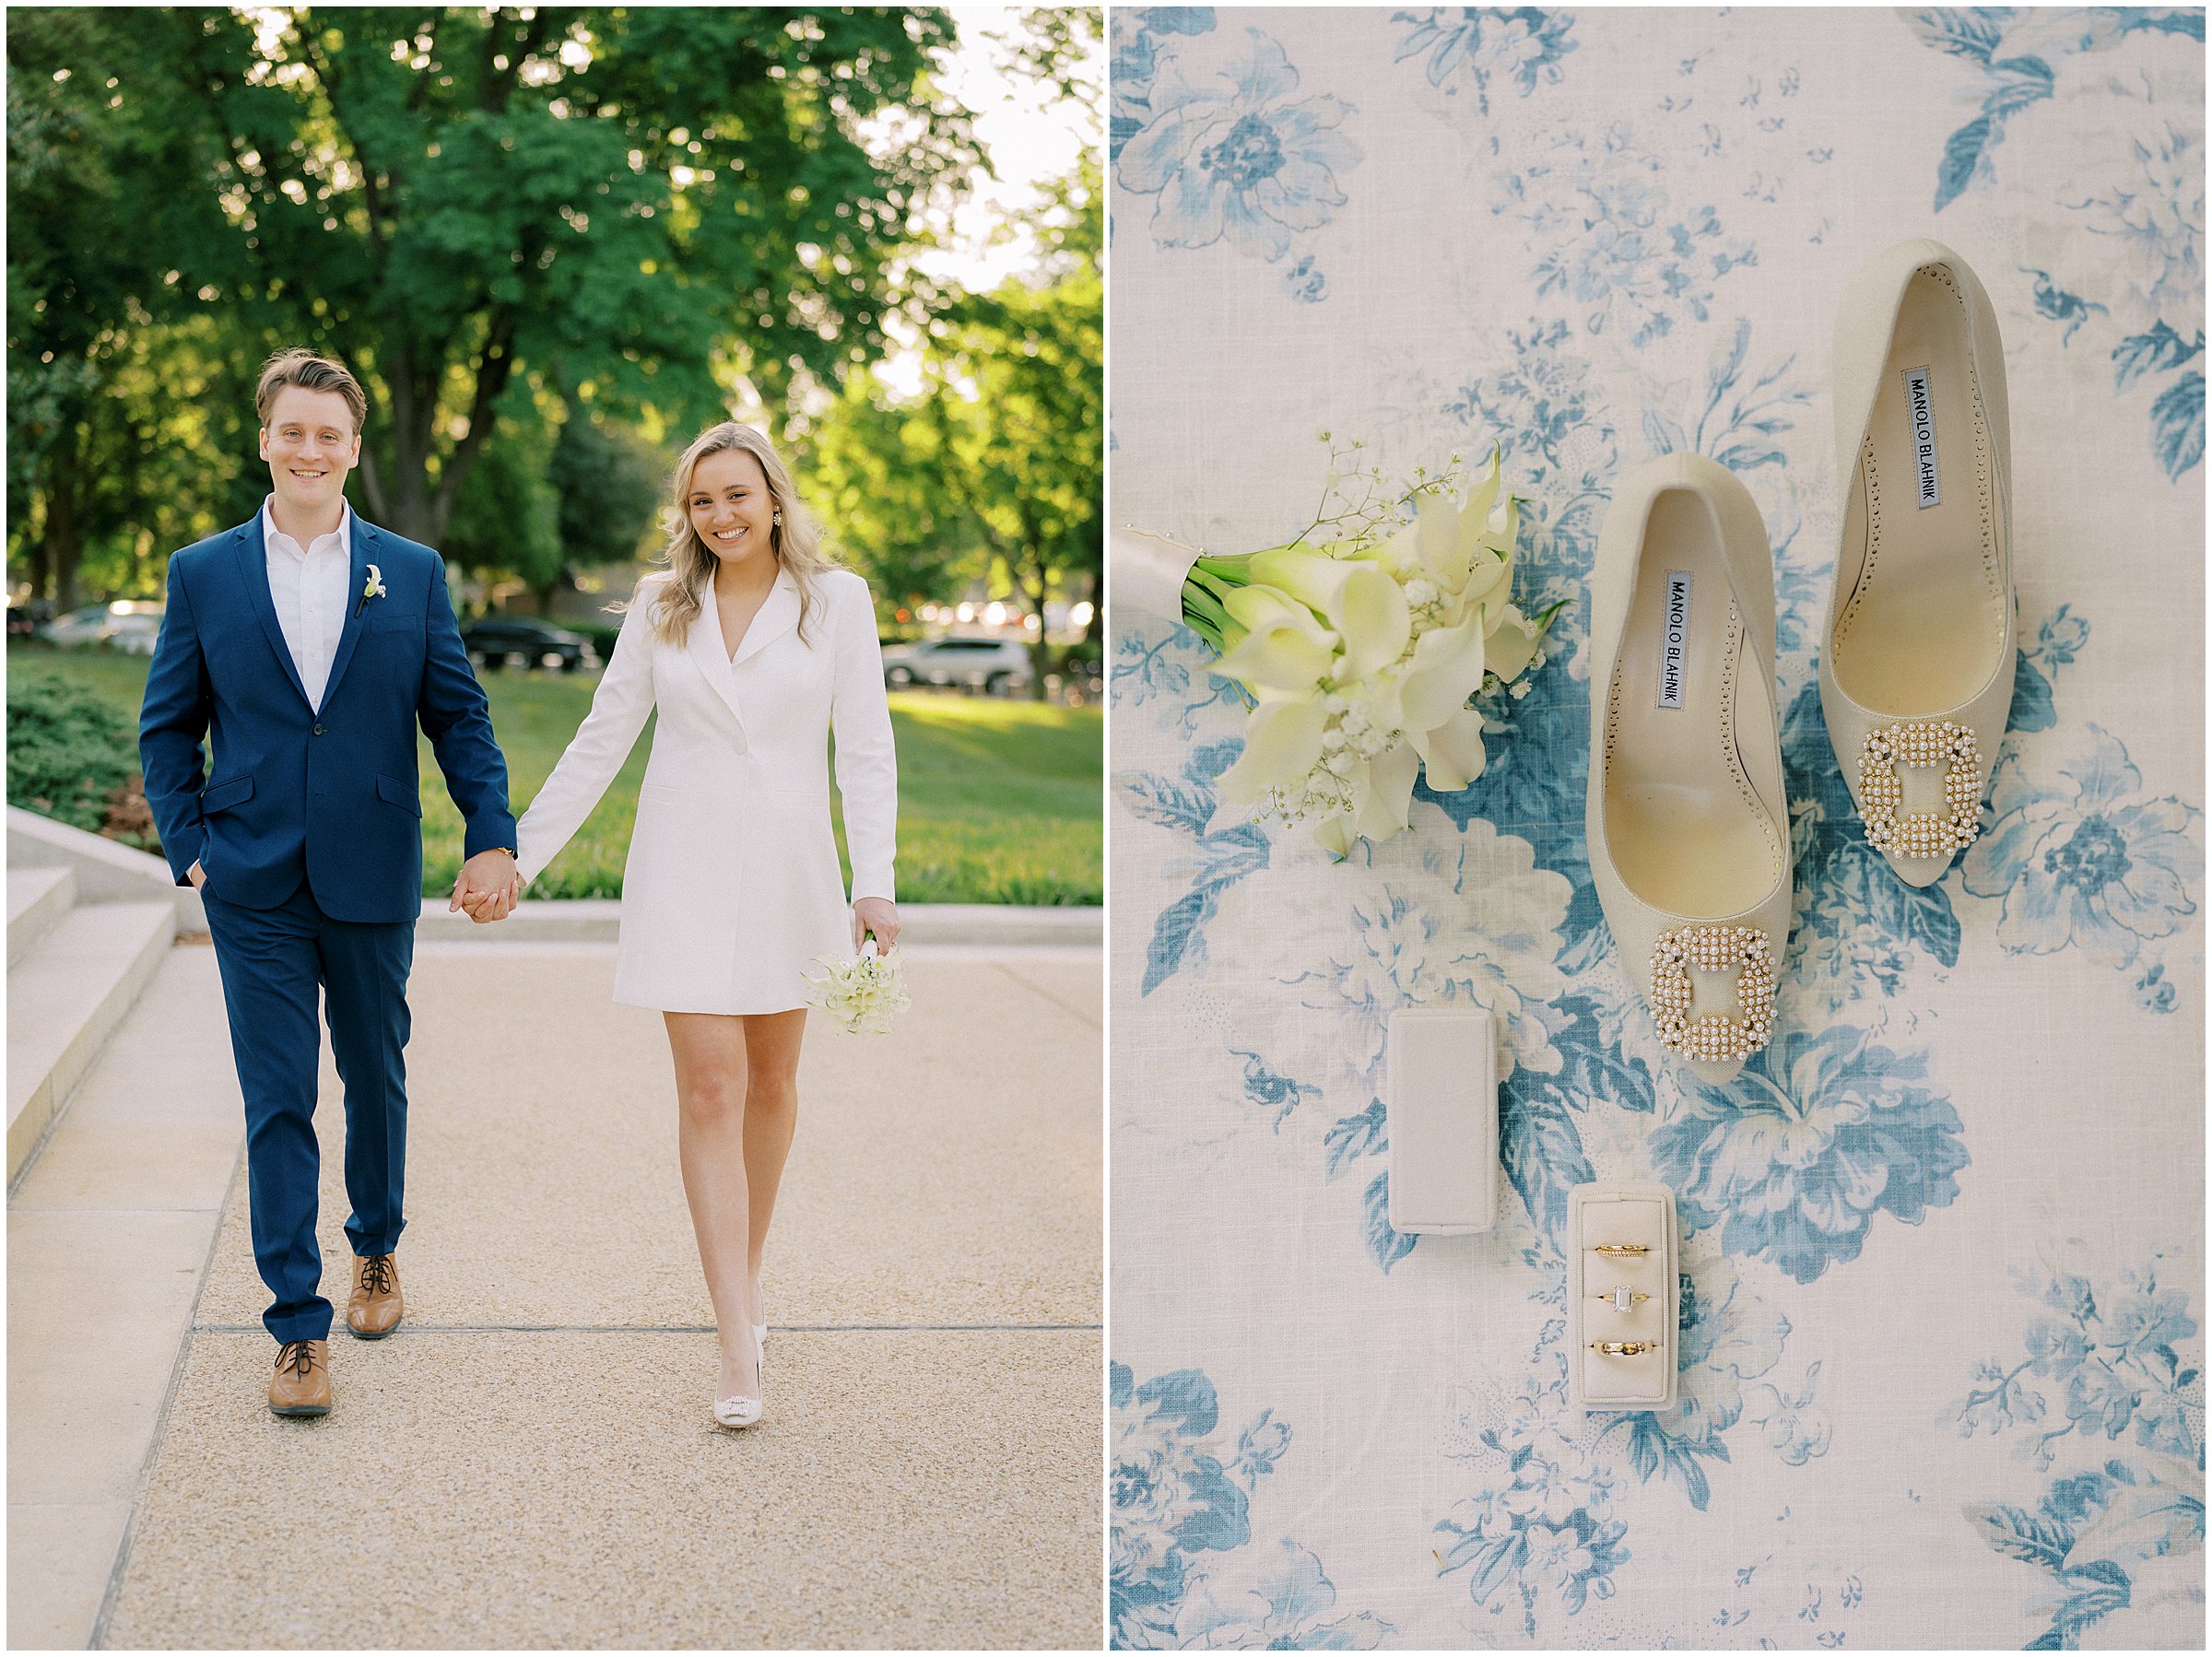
<box><xmin>381</xmin><ymin>350</ymin><xmax>442</xmax><ymax>546</ymax></box>
<box><xmin>1017</xmin><ymin>553</ymin><xmax>1052</xmax><ymax>701</ymax></box>
<box><xmin>25</xmin><ymin>506</ymin><xmax>52</xmax><ymax>605</ymax></box>
<box><xmin>43</xmin><ymin>432</ymin><xmax>83</xmax><ymax>609</ymax></box>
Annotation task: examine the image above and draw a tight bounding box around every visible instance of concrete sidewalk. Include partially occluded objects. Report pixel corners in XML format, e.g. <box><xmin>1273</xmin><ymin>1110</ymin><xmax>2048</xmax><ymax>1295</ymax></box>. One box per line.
<box><xmin>13</xmin><ymin>942</ymin><xmax>1100</xmax><ymax>1648</ymax></box>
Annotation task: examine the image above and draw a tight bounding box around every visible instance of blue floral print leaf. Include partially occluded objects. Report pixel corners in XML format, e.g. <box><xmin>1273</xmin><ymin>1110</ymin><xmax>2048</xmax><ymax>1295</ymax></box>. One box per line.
<box><xmin>1500</xmin><ymin>1080</ymin><xmax>1594</xmax><ymax>1250</ymax></box>
<box><xmin>1174</xmin><ymin>1456</ymin><xmax>1253</xmax><ymax>1554</ymax></box>
<box><xmin>2118</xmin><ymin>8</ymin><xmax>2205</xmax><ymax>39</ymax></box>
<box><xmin>1965</xmin><ymin>1501</ymin><xmax>2075</xmax><ymax>1569</ymax></box>
<box><xmin>1363</xmin><ymin>1170</ymin><xmax>1418</xmax><ymax>1273</ymax></box>
<box><xmin>2009</xmin><ymin>650</ymin><xmax>2056</xmax><ymax>734</ymax></box>
<box><xmin>2150</xmin><ymin>371</ymin><xmax>2205</xmax><ymax>478</ymax></box>
<box><xmin>1139</xmin><ymin>6</ymin><xmax>1217</xmax><ymax>38</ymax></box>
<box><xmin>1116</xmin><ymin>770</ymin><xmax>1219</xmax><ymax>838</ymax></box>
<box><xmin>1984</xmin><ymin>55</ymin><xmax>2056</xmax><ymax>117</ymax></box>
<box><xmin>2112</xmin><ymin>323</ymin><xmax>2204</xmax><ymax>391</ymax></box>
<box><xmin>2042</xmin><ymin>1581</ymin><xmax>2132</xmax><ymax>1647</ymax></box>
<box><xmin>1612</xmin><ymin>1411</ymin><xmax>1729</xmax><ymax>1511</ymax></box>
<box><xmin>1548</xmin><ymin>992</ymin><xmax>1658</xmax><ymax>1111</ymax></box>
<box><xmin>1903</xmin><ymin>8</ymin><xmax>2013</xmax><ymax>61</ymax></box>
<box><xmin>1935</xmin><ymin>116</ymin><xmax>1994</xmax><ymax>211</ymax></box>
<box><xmin>1137</xmin><ymin>1367</ymin><xmax>1223</xmax><ymax>1438</ymax></box>
<box><xmin>1324</xmin><ymin>1098</ymin><xmax>1388</xmax><ymax>1173</ymax></box>
<box><xmin>1145</xmin><ymin>889</ymin><xmax>1211</xmax><ymax>996</ymax></box>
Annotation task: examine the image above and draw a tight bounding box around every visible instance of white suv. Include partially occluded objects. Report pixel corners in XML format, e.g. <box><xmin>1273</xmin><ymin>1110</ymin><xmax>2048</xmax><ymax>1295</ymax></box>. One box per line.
<box><xmin>879</xmin><ymin>635</ymin><xmax>1034</xmax><ymax>692</ymax></box>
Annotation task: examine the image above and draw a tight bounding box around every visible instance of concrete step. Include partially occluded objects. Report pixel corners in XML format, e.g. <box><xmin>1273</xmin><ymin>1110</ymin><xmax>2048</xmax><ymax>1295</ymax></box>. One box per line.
<box><xmin>7</xmin><ymin>902</ymin><xmax>177</xmax><ymax>1186</ymax></box>
<box><xmin>7</xmin><ymin>866</ymin><xmax>77</xmax><ymax>967</ymax></box>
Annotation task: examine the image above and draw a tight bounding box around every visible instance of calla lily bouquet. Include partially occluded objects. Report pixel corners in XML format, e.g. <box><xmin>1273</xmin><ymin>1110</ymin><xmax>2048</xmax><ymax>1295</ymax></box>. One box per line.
<box><xmin>1154</xmin><ymin>444</ymin><xmax>1561</xmax><ymax>857</ymax></box>
<box><xmin>806</xmin><ymin>939</ymin><xmax>911</xmax><ymax>1035</ymax></box>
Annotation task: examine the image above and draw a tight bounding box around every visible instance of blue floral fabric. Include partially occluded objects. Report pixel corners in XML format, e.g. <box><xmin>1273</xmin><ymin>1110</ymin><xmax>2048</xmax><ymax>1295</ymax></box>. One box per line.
<box><xmin>1111</xmin><ymin>8</ymin><xmax>2203</xmax><ymax>1648</ymax></box>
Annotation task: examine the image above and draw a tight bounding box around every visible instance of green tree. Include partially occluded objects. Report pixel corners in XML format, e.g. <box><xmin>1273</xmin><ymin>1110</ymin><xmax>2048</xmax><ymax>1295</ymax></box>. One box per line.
<box><xmin>803</xmin><ymin>366</ymin><xmax>979</xmax><ymax>617</ymax></box>
<box><xmin>10</xmin><ymin>6</ymin><xmax>991</xmax><ymax>585</ymax></box>
<box><xmin>547</xmin><ymin>409</ymin><xmax>665</xmax><ymax>604</ymax></box>
<box><xmin>917</xmin><ymin>158</ymin><xmax>1103</xmax><ymax>693</ymax></box>
<box><xmin>7</xmin><ymin>8</ymin><xmax>250</xmax><ymax>604</ymax></box>
<box><xmin>802</xmin><ymin>150</ymin><xmax>1101</xmax><ymax>672</ymax></box>
<box><xmin>439</xmin><ymin>383</ymin><xmax>560</xmax><ymax>604</ymax></box>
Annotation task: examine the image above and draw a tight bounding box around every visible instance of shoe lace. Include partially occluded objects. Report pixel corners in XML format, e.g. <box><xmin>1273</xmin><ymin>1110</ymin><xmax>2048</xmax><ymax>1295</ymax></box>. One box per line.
<box><xmin>276</xmin><ymin>1340</ymin><xmax>316</xmax><ymax>1379</ymax></box>
<box><xmin>359</xmin><ymin>1254</ymin><xmax>395</xmax><ymax>1296</ymax></box>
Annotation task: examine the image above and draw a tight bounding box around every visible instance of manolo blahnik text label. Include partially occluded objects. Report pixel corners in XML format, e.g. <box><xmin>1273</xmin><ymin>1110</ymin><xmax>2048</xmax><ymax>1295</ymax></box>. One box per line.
<box><xmin>1903</xmin><ymin>366</ymin><xmax>1939</xmax><ymax>507</ymax></box>
<box><xmin>1656</xmin><ymin>571</ymin><xmax>1691</xmax><ymax>710</ymax></box>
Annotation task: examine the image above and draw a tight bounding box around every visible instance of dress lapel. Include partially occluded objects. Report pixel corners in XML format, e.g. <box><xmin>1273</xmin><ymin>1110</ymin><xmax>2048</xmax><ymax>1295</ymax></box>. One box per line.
<box><xmin>230</xmin><ymin>516</ymin><xmax>312</xmax><ymax>708</ymax></box>
<box><xmin>688</xmin><ymin>581</ymin><xmax>750</xmax><ymax>734</ymax></box>
<box><xmin>730</xmin><ymin>569</ymin><xmax>800</xmax><ymax>670</ymax></box>
<box><xmin>318</xmin><ymin>515</ymin><xmax>377</xmax><ymax>707</ymax></box>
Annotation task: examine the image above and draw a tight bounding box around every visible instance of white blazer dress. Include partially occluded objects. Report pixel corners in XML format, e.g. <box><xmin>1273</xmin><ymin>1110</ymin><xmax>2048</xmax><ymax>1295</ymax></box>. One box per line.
<box><xmin>514</xmin><ymin>566</ymin><xmax>898</xmax><ymax>1014</ymax></box>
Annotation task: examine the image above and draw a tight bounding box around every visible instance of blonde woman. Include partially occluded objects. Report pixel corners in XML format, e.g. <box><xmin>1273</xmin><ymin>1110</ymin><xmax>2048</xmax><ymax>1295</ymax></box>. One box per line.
<box><xmin>512</xmin><ymin>421</ymin><xmax>899</xmax><ymax>1428</ymax></box>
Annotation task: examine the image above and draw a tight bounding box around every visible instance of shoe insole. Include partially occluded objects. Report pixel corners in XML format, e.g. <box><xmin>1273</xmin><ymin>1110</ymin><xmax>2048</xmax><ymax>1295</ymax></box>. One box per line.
<box><xmin>1832</xmin><ymin>265</ymin><xmax>2006</xmax><ymax>713</ymax></box>
<box><xmin>1604</xmin><ymin>488</ymin><xmax>1784</xmax><ymax>918</ymax></box>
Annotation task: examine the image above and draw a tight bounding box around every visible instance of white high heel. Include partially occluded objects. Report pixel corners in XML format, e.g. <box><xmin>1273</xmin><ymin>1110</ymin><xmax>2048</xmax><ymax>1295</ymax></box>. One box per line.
<box><xmin>1820</xmin><ymin>239</ymin><xmax>2014</xmax><ymax>887</ymax></box>
<box><xmin>712</xmin><ymin>1325</ymin><xmax>765</xmax><ymax>1430</ymax></box>
<box><xmin>1586</xmin><ymin>453</ymin><xmax>1793</xmax><ymax>1086</ymax></box>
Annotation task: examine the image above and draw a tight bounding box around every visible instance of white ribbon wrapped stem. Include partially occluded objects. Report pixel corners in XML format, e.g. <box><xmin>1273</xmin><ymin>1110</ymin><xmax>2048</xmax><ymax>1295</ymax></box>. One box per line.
<box><xmin>1111</xmin><ymin>525</ymin><xmax>1206</xmax><ymax>623</ymax></box>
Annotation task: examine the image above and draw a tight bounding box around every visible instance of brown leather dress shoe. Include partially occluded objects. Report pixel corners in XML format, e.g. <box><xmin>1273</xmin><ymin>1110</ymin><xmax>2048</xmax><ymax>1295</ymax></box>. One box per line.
<box><xmin>268</xmin><ymin>1339</ymin><xmax>331</xmax><ymax>1416</ymax></box>
<box><xmin>347</xmin><ymin>1252</ymin><xmax>403</xmax><ymax>1339</ymax></box>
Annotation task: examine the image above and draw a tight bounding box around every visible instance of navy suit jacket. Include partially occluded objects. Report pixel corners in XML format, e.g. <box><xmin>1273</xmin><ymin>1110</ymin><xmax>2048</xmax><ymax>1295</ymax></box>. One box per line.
<box><xmin>138</xmin><ymin>511</ymin><xmax>517</xmax><ymax>924</ymax></box>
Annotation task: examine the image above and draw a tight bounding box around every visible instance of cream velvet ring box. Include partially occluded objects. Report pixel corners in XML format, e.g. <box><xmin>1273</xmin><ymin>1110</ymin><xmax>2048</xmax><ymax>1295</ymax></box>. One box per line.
<box><xmin>1567</xmin><ymin>1181</ymin><xmax>1679</xmax><ymax>1411</ymax></box>
<box><xmin>1385</xmin><ymin>1008</ymin><xmax>1498</xmax><ymax>1234</ymax></box>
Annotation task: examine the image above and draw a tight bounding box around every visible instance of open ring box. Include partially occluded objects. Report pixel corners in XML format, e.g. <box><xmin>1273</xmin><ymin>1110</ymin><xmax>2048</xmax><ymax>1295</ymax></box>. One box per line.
<box><xmin>1566</xmin><ymin>1181</ymin><xmax>1678</xmax><ymax>1411</ymax></box>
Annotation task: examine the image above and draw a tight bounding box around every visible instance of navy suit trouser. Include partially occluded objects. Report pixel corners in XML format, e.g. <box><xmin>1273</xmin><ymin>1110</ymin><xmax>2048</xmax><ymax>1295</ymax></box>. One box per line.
<box><xmin>202</xmin><ymin>880</ymin><xmax>415</xmax><ymax>1343</ymax></box>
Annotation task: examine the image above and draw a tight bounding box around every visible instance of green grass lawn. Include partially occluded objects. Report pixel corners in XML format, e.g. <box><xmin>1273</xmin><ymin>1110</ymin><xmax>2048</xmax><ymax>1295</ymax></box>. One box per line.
<box><xmin>8</xmin><ymin>644</ymin><xmax>1100</xmax><ymax>905</ymax></box>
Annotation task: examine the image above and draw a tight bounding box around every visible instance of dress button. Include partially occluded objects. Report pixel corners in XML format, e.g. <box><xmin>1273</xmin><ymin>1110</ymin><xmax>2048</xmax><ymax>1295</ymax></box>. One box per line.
<box><xmin>312</xmin><ymin>723</ymin><xmax>326</xmax><ymax>735</ymax></box>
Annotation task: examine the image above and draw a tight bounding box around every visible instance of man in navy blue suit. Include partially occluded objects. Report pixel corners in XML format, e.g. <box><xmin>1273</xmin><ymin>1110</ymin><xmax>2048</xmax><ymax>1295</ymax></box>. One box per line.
<box><xmin>140</xmin><ymin>349</ymin><xmax>522</xmax><ymax>1417</ymax></box>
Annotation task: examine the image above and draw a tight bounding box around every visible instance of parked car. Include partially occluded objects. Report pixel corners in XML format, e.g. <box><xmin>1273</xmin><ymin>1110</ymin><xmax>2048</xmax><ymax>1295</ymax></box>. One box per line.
<box><xmin>460</xmin><ymin>616</ymin><xmax>599</xmax><ymax>673</ymax></box>
<box><xmin>39</xmin><ymin>600</ymin><xmax>164</xmax><ymax>653</ymax></box>
<box><xmin>878</xmin><ymin>634</ymin><xmax>1034</xmax><ymax>693</ymax></box>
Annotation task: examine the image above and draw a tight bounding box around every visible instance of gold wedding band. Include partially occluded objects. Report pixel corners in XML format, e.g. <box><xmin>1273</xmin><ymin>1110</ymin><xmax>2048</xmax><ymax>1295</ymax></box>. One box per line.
<box><xmin>1594</xmin><ymin>1243</ymin><xmax>1650</xmax><ymax>1257</ymax></box>
<box><xmin>1589</xmin><ymin>1340</ymin><xmax>1657</xmax><ymax>1357</ymax></box>
<box><xmin>1592</xmin><ymin>1287</ymin><xmax>1651</xmax><ymax>1310</ymax></box>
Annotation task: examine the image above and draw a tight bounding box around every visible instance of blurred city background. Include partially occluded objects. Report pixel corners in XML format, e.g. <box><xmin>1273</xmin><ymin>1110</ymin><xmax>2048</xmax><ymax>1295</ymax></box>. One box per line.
<box><xmin>7</xmin><ymin>6</ymin><xmax>1103</xmax><ymax>904</ymax></box>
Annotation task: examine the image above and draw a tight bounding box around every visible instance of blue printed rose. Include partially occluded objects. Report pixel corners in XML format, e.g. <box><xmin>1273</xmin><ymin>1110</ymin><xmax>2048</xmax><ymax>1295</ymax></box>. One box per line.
<box><xmin>1963</xmin><ymin>724</ymin><xmax>2202</xmax><ymax>970</ymax></box>
<box><xmin>1117</xmin><ymin>28</ymin><xmax>1361</xmax><ymax>262</ymax></box>
<box><xmin>1648</xmin><ymin>1025</ymin><xmax>1970</xmax><ymax>1284</ymax></box>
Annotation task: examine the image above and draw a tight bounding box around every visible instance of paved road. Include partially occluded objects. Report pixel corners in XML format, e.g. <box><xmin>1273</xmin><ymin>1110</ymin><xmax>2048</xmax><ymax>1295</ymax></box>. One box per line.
<box><xmin>64</xmin><ymin>944</ymin><xmax>1100</xmax><ymax>1648</ymax></box>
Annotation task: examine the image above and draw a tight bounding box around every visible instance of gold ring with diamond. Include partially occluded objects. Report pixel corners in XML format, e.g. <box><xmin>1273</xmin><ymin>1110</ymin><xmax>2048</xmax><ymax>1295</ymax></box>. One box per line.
<box><xmin>1588</xmin><ymin>1340</ymin><xmax>1657</xmax><ymax>1357</ymax></box>
<box><xmin>1592</xmin><ymin>1287</ymin><xmax>1652</xmax><ymax>1312</ymax></box>
<box><xmin>1594</xmin><ymin>1243</ymin><xmax>1649</xmax><ymax>1257</ymax></box>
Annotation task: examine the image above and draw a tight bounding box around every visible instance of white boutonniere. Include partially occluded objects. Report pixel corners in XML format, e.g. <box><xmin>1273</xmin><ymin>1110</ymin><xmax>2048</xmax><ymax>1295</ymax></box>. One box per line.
<box><xmin>804</xmin><ymin>940</ymin><xmax>911</xmax><ymax>1035</ymax></box>
<box><xmin>356</xmin><ymin>563</ymin><xmax>386</xmax><ymax>617</ymax></box>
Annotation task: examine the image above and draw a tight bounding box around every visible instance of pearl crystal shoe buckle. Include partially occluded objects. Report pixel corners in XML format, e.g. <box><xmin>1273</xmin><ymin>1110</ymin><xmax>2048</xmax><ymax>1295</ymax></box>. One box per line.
<box><xmin>1859</xmin><ymin>720</ymin><xmax>1982</xmax><ymax>859</ymax></box>
<box><xmin>1648</xmin><ymin>924</ymin><xmax>1776</xmax><ymax>1064</ymax></box>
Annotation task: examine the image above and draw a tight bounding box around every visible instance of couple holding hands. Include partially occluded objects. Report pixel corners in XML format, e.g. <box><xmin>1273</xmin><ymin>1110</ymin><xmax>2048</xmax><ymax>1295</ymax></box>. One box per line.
<box><xmin>139</xmin><ymin>349</ymin><xmax>900</xmax><ymax>1430</ymax></box>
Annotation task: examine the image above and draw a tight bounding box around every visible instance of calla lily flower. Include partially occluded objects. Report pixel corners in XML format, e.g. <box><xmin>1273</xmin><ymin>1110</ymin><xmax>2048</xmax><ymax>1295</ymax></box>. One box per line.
<box><xmin>1413</xmin><ymin>705</ymin><xmax>1490</xmax><ymax>792</ymax></box>
<box><xmin>1244</xmin><ymin>551</ymin><xmax>1412</xmax><ymax>677</ymax></box>
<box><xmin>1218</xmin><ymin>699</ymin><xmax>1330</xmax><ymax>804</ymax></box>
<box><xmin>1397</xmin><ymin>609</ymin><xmax>1489</xmax><ymax>734</ymax></box>
<box><xmin>1216</xmin><ymin>625</ymin><xmax>1336</xmax><ymax>695</ymax></box>
<box><xmin>1357</xmin><ymin>743</ymin><xmax>1421</xmax><ymax>842</ymax></box>
<box><xmin>1219</xmin><ymin>582</ymin><xmax>1336</xmax><ymax>646</ymax></box>
<box><xmin>1482</xmin><ymin>603</ymin><xmax>1547</xmax><ymax>686</ymax></box>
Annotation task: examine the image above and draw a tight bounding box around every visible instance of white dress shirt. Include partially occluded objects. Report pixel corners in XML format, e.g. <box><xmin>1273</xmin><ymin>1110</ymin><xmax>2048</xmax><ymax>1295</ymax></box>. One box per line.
<box><xmin>261</xmin><ymin>496</ymin><xmax>353</xmax><ymax>711</ymax></box>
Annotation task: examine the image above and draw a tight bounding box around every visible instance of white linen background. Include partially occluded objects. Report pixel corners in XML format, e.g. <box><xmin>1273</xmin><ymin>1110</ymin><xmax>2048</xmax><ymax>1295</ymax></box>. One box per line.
<box><xmin>1109</xmin><ymin>6</ymin><xmax>2204</xmax><ymax>1650</ymax></box>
